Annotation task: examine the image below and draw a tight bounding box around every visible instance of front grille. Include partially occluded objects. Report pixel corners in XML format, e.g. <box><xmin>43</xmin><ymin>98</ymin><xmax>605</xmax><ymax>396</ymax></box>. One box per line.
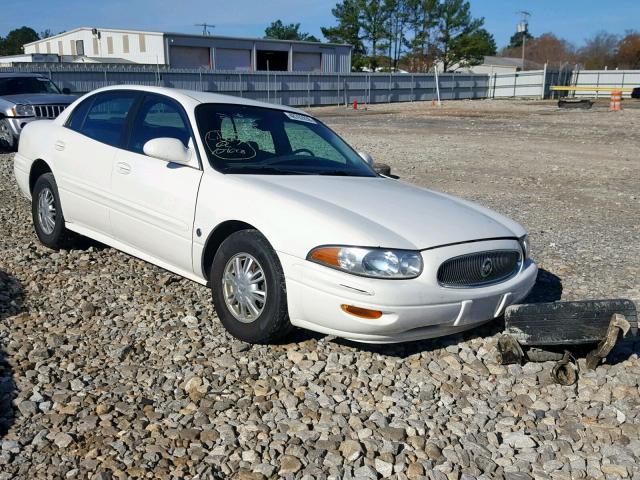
<box><xmin>437</xmin><ymin>250</ymin><xmax>521</xmax><ymax>288</ymax></box>
<box><xmin>33</xmin><ymin>104</ymin><xmax>68</xmax><ymax>119</ymax></box>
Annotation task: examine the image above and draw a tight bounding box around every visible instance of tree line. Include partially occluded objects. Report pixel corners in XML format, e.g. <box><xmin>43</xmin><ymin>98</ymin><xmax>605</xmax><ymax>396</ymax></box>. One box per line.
<box><xmin>317</xmin><ymin>0</ymin><xmax>495</xmax><ymax>72</ymax></box>
<box><xmin>3</xmin><ymin>16</ymin><xmax>638</xmax><ymax>72</ymax></box>
<box><xmin>503</xmin><ymin>30</ymin><xmax>640</xmax><ymax>70</ymax></box>
<box><xmin>263</xmin><ymin>1</ymin><xmax>496</xmax><ymax>72</ymax></box>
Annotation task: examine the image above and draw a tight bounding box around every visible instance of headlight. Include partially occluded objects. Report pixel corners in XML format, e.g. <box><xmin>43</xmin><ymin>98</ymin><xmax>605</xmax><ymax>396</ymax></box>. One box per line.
<box><xmin>12</xmin><ymin>105</ymin><xmax>35</xmax><ymax>117</ymax></box>
<box><xmin>519</xmin><ymin>235</ymin><xmax>530</xmax><ymax>260</ymax></box>
<box><xmin>307</xmin><ymin>246</ymin><xmax>423</xmax><ymax>279</ymax></box>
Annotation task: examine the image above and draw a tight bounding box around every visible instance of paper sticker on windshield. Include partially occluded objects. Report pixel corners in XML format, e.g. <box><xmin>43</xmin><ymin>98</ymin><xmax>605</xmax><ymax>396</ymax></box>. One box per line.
<box><xmin>284</xmin><ymin>112</ymin><xmax>317</xmax><ymax>124</ymax></box>
<box><xmin>205</xmin><ymin>131</ymin><xmax>256</xmax><ymax>161</ymax></box>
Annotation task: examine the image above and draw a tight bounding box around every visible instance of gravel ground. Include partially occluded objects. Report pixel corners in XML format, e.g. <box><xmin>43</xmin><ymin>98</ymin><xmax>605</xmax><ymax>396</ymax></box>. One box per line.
<box><xmin>1</xmin><ymin>99</ymin><xmax>639</xmax><ymax>479</ymax></box>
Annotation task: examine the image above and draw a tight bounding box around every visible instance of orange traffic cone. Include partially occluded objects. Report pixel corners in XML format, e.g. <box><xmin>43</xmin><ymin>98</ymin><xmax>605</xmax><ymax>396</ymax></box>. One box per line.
<box><xmin>610</xmin><ymin>90</ymin><xmax>622</xmax><ymax>111</ymax></box>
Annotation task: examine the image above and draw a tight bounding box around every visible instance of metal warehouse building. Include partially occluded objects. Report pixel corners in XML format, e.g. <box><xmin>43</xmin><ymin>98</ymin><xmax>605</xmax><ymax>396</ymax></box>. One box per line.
<box><xmin>22</xmin><ymin>27</ymin><xmax>352</xmax><ymax>73</ymax></box>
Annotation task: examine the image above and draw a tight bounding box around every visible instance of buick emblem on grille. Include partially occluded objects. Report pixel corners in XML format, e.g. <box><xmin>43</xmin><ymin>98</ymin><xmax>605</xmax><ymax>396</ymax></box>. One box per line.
<box><xmin>481</xmin><ymin>258</ymin><xmax>493</xmax><ymax>278</ymax></box>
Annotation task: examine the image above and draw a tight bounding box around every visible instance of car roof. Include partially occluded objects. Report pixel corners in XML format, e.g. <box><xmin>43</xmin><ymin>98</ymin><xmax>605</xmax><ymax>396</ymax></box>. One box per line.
<box><xmin>91</xmin><ymin>85</ymin><xmax>308</xmax><ymax>115</ymax></box>
<box><xmin>0</xmin><ymin>73</ymin><xmax>46</xmax><ymax>79</ymax></box>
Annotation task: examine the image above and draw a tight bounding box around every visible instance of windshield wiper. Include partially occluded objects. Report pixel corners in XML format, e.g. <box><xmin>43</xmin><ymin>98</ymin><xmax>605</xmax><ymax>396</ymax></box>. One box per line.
<box><xmin>315</xmin><ymin>170</ymin><xmax>367</xmax><ymax>177</ymax></box>
<box><xmin>223</xmin><ymin>165</ymin><xmax>312</xmax><ymax>175</ymax></box>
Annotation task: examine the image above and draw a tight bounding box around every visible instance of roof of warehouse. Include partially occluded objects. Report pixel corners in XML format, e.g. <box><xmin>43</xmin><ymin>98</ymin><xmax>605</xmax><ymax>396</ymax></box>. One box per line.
<box><xmin>24</xmin><ymin>27</ymin><xmax>352</xmax><ymax>49</ymax></box>
<box><xmin>482</xmin><ymin>56</ymin><xmax>525</xmax><ymax>67</ymax></box>
<box><xmin>23</xmin><ymin>27</ymin><xmax>164</xmax><ymax>46</ymax></box>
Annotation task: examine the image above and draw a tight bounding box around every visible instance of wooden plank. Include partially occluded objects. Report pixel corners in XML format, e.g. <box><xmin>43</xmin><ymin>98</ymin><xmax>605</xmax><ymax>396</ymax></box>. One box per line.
<box><xmin>504</xmin><ymin>299</ymin><xmax>637</xmax><ymax>346</ymax></box>
<box><xmin>550</xmin><ymin>86</ymin><xmax>634</xmax><ymax>92</ymax></box>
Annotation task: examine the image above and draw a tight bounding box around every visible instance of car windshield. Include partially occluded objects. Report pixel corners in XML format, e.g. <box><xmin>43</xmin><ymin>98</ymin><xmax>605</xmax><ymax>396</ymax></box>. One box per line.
<box><xmin>195</xmin><ymin>103</ymin><xmax>377</xmax><ymax>176</ymax></box>
<box><xmin>0</xmin><ymin>76</ymin><xmax>61</xmax><ymax>96</ymax></box>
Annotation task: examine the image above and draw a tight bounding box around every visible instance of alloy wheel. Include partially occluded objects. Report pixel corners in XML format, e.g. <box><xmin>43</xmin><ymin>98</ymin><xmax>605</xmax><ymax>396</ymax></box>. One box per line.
<box><xmin>222</xmin><ymin>253</ymin><xmax>267</xmax><ymax>323</ymax></box>
<box><xmin>37</xmin><ymin>187</ymin><xmax>57</xmax><ymax>235</ymax></box>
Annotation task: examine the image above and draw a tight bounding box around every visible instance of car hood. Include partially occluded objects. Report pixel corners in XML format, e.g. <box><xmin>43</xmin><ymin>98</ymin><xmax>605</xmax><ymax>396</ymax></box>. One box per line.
<box><xmin>2</xmin><ymin>93</ymin><xmax>77</xmax><ymax>105</ymax></box>
<box><xmin>229</xmin><ymin>175</ymin><xmax>526</xmax><ymax>251</ymax></box>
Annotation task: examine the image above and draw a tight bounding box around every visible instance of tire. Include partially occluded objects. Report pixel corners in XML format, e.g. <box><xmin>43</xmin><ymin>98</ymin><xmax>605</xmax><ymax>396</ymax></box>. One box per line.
<box><xmin>31</xmin><ymin>173</ymin><xmax>75</xmax><ymax>250</ymax></box>
<box><xmin>0</xmin><ymin>119</ymin><xmax>16</xmax><ymax>152</ymax></box>
<box><xmin>211</xmin><ymin>229</ymin><xmax>292</xmax><ymax>344</ymax></box>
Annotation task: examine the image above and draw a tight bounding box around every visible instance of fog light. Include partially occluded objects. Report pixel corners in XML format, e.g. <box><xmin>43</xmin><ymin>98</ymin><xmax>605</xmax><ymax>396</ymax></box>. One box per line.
<box><xmin>341</xmin><ymin>304</ymin><xmax>383</xmax><ymax>319</ymax></box>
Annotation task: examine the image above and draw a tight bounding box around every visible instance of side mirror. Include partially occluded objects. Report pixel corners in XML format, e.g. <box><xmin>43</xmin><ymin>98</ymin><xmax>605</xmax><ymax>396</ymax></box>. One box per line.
<box><xmin>358</xmin><ymin>151</ymin><xmax>374</xmax><ymax>166</ymax></box>
<box><xmin>143</xmin><ymin>138</ymin><xmax>192</xmax><ymax>166</ymax></box>
<box><xmin>62</xmin><ymin>87</ymin><xmax>71</xmax><ymax>94</ymax></box>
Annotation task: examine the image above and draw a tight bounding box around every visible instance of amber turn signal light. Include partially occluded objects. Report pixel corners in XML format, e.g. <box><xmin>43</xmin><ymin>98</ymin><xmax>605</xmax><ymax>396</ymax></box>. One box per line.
<box><xmin>341</xmin><ymin>304</ymin><xmax>383</xmax><ymax>319</ymax></box>
<box><xmin>309</xmin><ymin>247</ymin><xmax>342</xmax><ymax>267</ymax></box>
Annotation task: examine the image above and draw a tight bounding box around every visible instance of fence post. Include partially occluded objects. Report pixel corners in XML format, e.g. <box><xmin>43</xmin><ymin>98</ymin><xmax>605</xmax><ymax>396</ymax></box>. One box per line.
<box><xmin>595</xmin><ymin>71</ymin><xmax>600</xmax><ymax>99</ymax></box>
<box><xmin>199</xmin><ymin>69</ymin><xmax>203</xmax><ymax>92</ymax></box>
<box><xmin>104</xmin><ymin>70</ymin><xmax>108</xmax><ymax>87</ymax></box>
<box><xmin>337</xmin><ymin>73</ymin><xmax>340</xmax><ymax>106</ymax></box>
<box><xmin>541</xmin><ymin>62</ymin><xmax>548</xmax><ymax>100</ymax></box>
<box><xmin>364</xmin><ymin>75</ymin><xmax>368</xmax><ymax>107</ymax></box>
<box><xmin>344</xmin><ymin>78</ymin><xmax>347</xmax><ymax>107</ymax></box>
<box><xmin>451</xmin><ymin>73</ymin><xmax>455</xmax><ymax>99</ymax></box>
<box><xmin>238</xmin><ymin>73</ymin><xmax>243</xmax><ymax>98</ymax></box>
<box><xmin>307</xmin><ymin>73</ymin><xmax>311</xmax><ymax>108</ymax></box>
<box><xmin>388</xmin><ymin>73</ymin><xmax>392</xmax><ymax>103</ymax></box>
<box><xmin>621</xmin><ymin>71</ymin><xmax>626</xmax><ymax>97</ymax></box>
<box><xmin>513</xmin><ymin>72</ymin><xmax>517</xmax><ymax>98</ymax></box>
<box><xmin>493</xmin><ymin>73</ymin><xmax>497</xmax><ymax>98</ymax></box>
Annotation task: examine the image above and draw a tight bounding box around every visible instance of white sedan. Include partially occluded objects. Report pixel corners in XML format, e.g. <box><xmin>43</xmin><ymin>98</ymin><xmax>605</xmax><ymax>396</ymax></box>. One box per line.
<box><xmin>14</xmin><ymin>86</ymin><xmax>537</xmax><ymax>344</ymax></box>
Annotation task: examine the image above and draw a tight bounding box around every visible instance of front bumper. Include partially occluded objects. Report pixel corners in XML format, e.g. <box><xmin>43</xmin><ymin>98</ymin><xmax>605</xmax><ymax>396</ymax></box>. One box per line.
<box><xmin>3</xmin><ymin>116</ymin><xmax>40</xmax><ymax>138</ymax></box>
<box><xmin>279</xmin><ymin>238</ymin><xmax>538</xmax><ymax>343</ymax></box>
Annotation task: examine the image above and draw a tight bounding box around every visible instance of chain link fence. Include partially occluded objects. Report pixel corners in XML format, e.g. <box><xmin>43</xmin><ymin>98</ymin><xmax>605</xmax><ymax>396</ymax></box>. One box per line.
<box><xmin>1</xmin><ymin>63</ymin><xmax>489</xmax><ymax>107</ymax></box>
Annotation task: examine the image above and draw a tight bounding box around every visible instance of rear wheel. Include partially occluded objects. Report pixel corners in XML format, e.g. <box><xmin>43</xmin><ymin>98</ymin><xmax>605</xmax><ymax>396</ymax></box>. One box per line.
<box><xmin>32</xmin><ymin>173</ymin><xmax>75</xmax><ymax>250</ymax></box>
<box><xmin>211</xmin><ymin>230</ymin><xmax>292</xmax><ymax>344</ymax></box>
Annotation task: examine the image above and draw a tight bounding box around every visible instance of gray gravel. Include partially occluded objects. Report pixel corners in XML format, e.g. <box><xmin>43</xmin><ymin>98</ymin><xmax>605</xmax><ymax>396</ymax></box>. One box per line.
<box><xmin>1</xmin><ymin>99</ymin><xmax>639</xmax><ymax>479</ymax></box>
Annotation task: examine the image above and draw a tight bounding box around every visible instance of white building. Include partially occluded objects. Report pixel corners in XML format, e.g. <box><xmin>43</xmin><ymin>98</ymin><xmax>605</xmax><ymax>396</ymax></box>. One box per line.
<box><xmin>24</xmin><ymin>27</ymin><xmax>165</xmax><ymax>64</ymax></box>
<box><xmin>21</xmin><ymin>27</ymin><xmax>352</xmax><ymax>73</ymax></box>
<box><xmin>435</xmin><ymin>56</ymin><xmax>525</xmax><ymax>74</ymax></box>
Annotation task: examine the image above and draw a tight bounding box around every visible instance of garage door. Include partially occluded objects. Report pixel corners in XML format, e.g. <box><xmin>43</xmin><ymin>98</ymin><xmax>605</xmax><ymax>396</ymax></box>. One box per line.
<box><xmin>170</xmin><ymin>46</ymin><xmax>211</xmax><ymax>68</ymax></box>
<box><xmin>293</xmin><ymin>52</ymin><xmax>321</xmax><ymax>72</ymax></box>
<box><xmin>215</xmin><ymin>49</ymin><xmax>252</xmax><ymax>71</ymax></box>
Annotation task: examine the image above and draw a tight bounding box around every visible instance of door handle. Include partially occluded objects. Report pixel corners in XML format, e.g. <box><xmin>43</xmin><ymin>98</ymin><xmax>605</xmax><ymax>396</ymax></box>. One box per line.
<box><xmin>116</xmin><ymin>162</ymin><xmax>131</xmax><ymax>175</ymax></box>
<box><xmin>54</xmin><ymin>140</ymin><xmax>65</xmax><ymax>151</ymax></box>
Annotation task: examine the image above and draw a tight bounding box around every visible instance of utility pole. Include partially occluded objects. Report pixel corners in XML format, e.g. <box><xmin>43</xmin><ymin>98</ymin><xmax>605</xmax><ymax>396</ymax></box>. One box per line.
<box><xmin>516</xmin><ymin>11</ymin><xmax>531</xmax><ymax>70</ymax></box>
<box><xmin>195</xmin><ymin>23</ymin><xmax>215</xmax><ymax>36</ymax></box>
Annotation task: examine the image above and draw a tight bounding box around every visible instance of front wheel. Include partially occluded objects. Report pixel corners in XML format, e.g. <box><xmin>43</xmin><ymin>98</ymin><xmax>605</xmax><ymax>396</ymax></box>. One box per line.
<box><xmin>0</xmin><ymin>119</ymin><xmax>16</xmax><ymax>152</ymax></box>
<box><xmin>211</xmin><ymin>230</ymin><xmax>292</xmax><ymax>344</ymax></box>
<box><xmin>31</xmin><ymin>173</ymin><xmax>75</xmax><ymax>250</ymax></box>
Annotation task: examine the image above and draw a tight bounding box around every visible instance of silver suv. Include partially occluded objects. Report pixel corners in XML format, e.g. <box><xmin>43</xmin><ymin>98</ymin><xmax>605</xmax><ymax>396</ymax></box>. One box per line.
<box><xmin>0</xmin><ymin>73</ymin><xmax>77</xmax><ymax>151</ymax></box>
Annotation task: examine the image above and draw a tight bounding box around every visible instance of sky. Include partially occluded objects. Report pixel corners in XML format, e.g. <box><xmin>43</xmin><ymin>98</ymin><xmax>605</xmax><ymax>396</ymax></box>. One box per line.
<box><xmin>2</xmin><ymin>0</ymin><xmax>640</xmax><ymax>48</ymax></box>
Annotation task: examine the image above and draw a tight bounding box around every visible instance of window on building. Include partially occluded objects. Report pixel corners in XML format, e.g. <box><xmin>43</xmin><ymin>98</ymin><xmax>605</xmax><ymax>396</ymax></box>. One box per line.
<box><xmin>107</xmin><ymin>37</ymin><xmax>114</xmax><ymax>55</ymax></box>
<box><xmin>123</xmin><ymin>35</ymin><xmax>129</xmax><ymax>54</ymax></box>
<box><xmin>139</xmin><ymin>34</ymin><xmax>146</xmax><ymax>53</ymax></box>
<box><xmin>58</xmin><ymin>41</ymin><xmax>63</xmax><ymax>55</ymax></box>
<box><xmin>76</xmin><ymin>40</ymin><xmax>85</xmax><ymax>56</ymax></box>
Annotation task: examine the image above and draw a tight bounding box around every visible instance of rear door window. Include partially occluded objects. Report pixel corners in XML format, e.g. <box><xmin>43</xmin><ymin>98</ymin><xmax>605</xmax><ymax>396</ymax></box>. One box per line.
<box><xmin>77</xmin><ymin>92</ymin><xmax>138</xmax><ymax>148</ymax></box>
<box><xmin>66</xmin><ymin>97</ymin><xmax>93</xmax><ymax>132</ymax></box>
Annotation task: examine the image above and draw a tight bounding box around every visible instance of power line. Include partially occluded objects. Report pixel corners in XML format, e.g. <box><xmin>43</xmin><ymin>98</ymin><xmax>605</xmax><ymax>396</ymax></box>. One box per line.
<box><xmin>516</xmin><ymin>11</ymin><xmax>531</xmax><ymax>69</ymax></box>
<box><xmin>195</xmin><ymin>23</ymin><xmax>215</xmax><ymax>36</ymax></box>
